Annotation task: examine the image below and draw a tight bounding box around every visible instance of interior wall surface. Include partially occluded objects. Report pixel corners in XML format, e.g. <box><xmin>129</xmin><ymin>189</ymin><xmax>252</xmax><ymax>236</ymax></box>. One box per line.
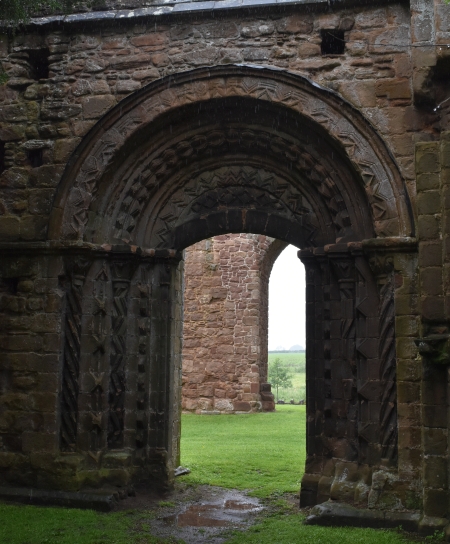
<box><xmin>0</xmin><ymin>0</ymin><xmax>449</xmax><ymax>534</ymax></box>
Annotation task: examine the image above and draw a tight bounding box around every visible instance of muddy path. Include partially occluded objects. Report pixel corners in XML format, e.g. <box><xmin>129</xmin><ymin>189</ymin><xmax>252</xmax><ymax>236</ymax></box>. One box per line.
<box><xmin>115</xmin><ymin>483</ymin><xmax>281</xmax><ymax>544</ymax></box>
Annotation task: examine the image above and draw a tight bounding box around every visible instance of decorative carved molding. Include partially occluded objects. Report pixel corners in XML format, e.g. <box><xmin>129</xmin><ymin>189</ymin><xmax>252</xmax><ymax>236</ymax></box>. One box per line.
<box><xmin>59</xmin><ymin>256</ymin><xmax>91</xmax><ymax>452</ymax></box>
<box><xmin>107</xmin><ymin>260</ymin><xmax>136</xmax><ymax>449</ymax></box>
<box><xmin>53</xmin><ymin>67</ymin><xmax>411</xmax><ymax>244</ymax></box>
<box><xmin>111</xmin><ymin>130</ymin><xmax>352</xmax><ymax>247</ymax></box>
<box><xmin>379</xmin><ymin>272</ymin><xmax>398</xmax><ymax>463</ymax></box>
<box><xmin>150</xmin><ymin>166</ymin><xmax>321</xmax><ymax>248</ymax></box>
<box><xmin>89</xmin><ymin>263</ymin><xmax>110</xmax><ymax>454</ymax></box>
<box><xmin>415</xmin><ymin>333</ymin><xmax>450</xmax><ymax>365</ymax></box>
<box><xmin>368</xmin><ymin>253</ymin><xmax>394</xmax><ymax>282</ymax></box>
<box><xmin>136</xmin><ymin>264</ymin><xmax>151</xmax><ymax>450</ymax></box>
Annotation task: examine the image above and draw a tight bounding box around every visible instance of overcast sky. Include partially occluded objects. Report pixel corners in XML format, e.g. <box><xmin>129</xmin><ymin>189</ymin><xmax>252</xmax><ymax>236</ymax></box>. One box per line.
<box><xmin>268</xmin><ymin>245</ymin><xmax>306</xmax><ymax>351</ymax></box>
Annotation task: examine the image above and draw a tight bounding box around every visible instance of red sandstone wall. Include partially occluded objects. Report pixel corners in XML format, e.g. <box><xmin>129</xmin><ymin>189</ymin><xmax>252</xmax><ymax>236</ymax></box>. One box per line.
<box><xmin>182</xmin><ymin>233</ymin><xmax>285</xmax><ymax>413</ymax></box>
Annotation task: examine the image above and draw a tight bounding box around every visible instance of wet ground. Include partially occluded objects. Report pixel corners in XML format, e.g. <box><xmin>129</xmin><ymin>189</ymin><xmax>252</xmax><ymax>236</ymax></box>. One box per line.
<box><xmin>116</xmin><ymin>483</ymin><xmax>268</xmax><ymax>543</ymax></box>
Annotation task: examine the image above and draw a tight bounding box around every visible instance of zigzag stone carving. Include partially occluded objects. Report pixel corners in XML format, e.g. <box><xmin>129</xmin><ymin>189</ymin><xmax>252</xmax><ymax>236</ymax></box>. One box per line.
<box><xmin>55</xmin><ymin>67</ymin><xmax>411</xmax><ymax>244</ymax></box>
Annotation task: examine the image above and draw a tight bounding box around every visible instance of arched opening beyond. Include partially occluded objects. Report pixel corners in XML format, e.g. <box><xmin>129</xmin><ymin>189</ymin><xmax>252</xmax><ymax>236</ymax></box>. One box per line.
<box><xmin>49</xmin><ymin>65</ymin><xmax>414</xmax><ymax>504</ymax></box>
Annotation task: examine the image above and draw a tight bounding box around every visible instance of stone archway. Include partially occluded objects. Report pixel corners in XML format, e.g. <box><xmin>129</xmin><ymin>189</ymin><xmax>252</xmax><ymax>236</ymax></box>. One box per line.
<box><xmin>6</xmin><ymin>65</ymin><xmax>415</xmax><ymax>505</ymax></box>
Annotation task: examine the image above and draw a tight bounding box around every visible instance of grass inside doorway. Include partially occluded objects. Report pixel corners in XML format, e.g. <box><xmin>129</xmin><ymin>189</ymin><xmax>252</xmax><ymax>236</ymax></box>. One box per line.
<box><xmin>180</xmin><ymin>404</ymin><xmax>305</xmax><ymax>498</ymax></box>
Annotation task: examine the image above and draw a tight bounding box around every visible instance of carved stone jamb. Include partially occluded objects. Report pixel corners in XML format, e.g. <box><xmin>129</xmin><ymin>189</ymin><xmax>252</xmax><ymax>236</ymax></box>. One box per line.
<box><xmin>327</xmin><ymin>247</ymin><xmax>358</xmax><ymax>464</ymax></box>
<box><xmin>298</xmin><ymin>248</ymin><xmax>327</xmax><ymax>507</ymax></box>
<box><xmin>107</xmin><ymin>258</ymin><xmax>138</xmax><ymax>450</ymax></box>
<box><xmin>59</xmin><ymin>255</ymin><xmax>92</xmax><ymax>452</ymax></box>
<box><xmin>367</xmin><ymin>250</ymin><xmax>397</xmax><ymax>466</ymax></box>
<box><xmin>134</xmin><ymin>263</ymin><xmax>152</xmax><ymax>456</ymax></box>
<box><xmin>146</xmin><ymin>250</ymin><xmax>184</xmax><ymax>488</ymax></box>
<box><xmin>368</xmin><ymin>251</ymin><xmax>397</xmax><ymax>465</ymax></box>
<box><xmin>351</xmin><ymin>246</ymin><xmax>382</xmax><ymax>467</ymax></box>
<box><xmin>87</xmin><ymin>261</ymin><xmax>111</xmax><ymax>460</ymax></box>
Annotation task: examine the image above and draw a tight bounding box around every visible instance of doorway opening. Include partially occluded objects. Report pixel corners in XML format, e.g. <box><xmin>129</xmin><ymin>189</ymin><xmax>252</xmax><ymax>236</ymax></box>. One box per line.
<box><xmin>180</xmin><ymin>233</ymin><xmax>306</xmax><ymax>496</ymax></box>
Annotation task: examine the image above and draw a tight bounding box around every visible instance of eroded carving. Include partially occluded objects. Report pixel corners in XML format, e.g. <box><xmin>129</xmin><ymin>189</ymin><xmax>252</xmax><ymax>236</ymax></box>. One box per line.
<box><xmin>379</xmin><ymin>272</ymin><xmax>397</xmax><ymax>463</ymax></box>
<box><xmin>59</xmin><ymin>256</ymin><xmax>91</xmax><ymax>452</ymax></box>
<box><xmin>54</xmin><ymin>67</ymin><xmax>411</xmax><ymax>243</ymax></box>
<box><xmin>108</xmin><ymin>260</ymin><xmax>136</xmax><ymax>449</ymax></box>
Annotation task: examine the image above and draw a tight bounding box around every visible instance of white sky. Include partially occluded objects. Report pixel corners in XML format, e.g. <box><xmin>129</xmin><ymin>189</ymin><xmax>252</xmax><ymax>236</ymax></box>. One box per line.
<box><xmin>268</xmin><ymin>245</ymin><xmax>306</xmax><ymax>351</ymax></box>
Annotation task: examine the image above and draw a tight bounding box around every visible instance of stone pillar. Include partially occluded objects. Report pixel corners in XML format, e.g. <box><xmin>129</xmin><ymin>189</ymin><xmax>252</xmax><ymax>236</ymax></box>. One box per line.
<box><xmin>300</xmin><ymin>242</ymin><xmax>419</xmax><ymax>511</ymax></box>
<box><xmin>413</xmin><ymin>132</ymin><xmax>450</xmax><ymax>532</ymax></box>
<box><xmin>0</xmin><ymin>245</ymin><xmax>183</xmax><ymax>493</ymax></box>
<box><xmin>182</xmin><ymin>234</ymin><xmax>281</xmax><ymax>414</ymax></box>
<box><xmin>299</xmin><ymin>248</ymin><xmax>325</xmax><ymax>506</ymax></box>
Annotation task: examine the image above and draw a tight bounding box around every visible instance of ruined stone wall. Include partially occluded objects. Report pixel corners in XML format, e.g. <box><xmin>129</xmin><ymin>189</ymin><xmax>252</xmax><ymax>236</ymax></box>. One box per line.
<box><xmin>2</xmin><ymin>0</ymin><xmax>450</xmax><ymax>529</ymax></box>
<box><xmin>182</xmin><ymin>234</ymin><xmax>285</xmax><ymax>414</ymax></box>
<box><xmin>0</xmin><ymin>1</ymin><xmax>421</xmax><ymax>234</ymax></box>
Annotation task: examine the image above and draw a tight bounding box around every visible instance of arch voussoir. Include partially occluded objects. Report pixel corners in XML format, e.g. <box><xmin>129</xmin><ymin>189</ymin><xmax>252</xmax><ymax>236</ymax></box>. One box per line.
<box><xmin>51</xmin><ymin>65</ymin><xmax>413</xmax><ymax>246</ymax></box>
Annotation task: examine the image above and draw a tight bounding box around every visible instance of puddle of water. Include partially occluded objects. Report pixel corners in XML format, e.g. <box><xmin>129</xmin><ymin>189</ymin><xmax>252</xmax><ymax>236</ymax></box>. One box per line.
<box><xmin>165</xmin><ymin>505</ymin><xmax>229</xmax><ymax>527</ymax></box>
<box><xmin>164</xmin><ymin>499</ymin><xmax>262</xmax><ymax>527</ymax></box>
<box><xmin>224</xmin><ymin>500</ymin><xmax>256</xmax><ymax>510</ymax></box>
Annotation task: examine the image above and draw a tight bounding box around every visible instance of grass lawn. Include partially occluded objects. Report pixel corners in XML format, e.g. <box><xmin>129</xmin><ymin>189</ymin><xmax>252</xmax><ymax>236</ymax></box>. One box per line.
<box><xmin>0</xmin><ymin>405</ymin><xmax>433</xmax><ymax>544</ymax></box>
<box><xmin>180</xmin><ymin>405</ymin><xmax>305</xmax><ymax>497</ymax></box>
<box><xmin>0</xmin><ymin>504</ymin><xmax>176</xmax><ymax>544</ymax></box>
<box><xmin>224</xmin><ymin>513</ymin><xmax>416</xmax><ymax>544</ymax></box>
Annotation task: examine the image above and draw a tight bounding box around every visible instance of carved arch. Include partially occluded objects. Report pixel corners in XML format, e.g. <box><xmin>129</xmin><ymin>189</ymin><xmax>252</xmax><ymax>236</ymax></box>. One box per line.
<box><xmin>49</xmin><ymin>65</ymin><xmax>414</xmax><ymax>248</ymax></box>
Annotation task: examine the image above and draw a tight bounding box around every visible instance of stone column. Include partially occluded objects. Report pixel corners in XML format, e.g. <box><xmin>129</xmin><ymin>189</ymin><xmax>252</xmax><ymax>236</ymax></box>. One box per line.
<box><xmin>299</xmin><ymin>248</ymin><xmax>326</xmax><ymax>506</ymax></box>
<box><xmin>365</xmin><ymin>238</ymin><xmax>420</xmax><ymax>511</ymax></box>
<box><xmin>143</xmin><ymin>252</ymin><xmax>183</xmax><ymax>488</ymax></box>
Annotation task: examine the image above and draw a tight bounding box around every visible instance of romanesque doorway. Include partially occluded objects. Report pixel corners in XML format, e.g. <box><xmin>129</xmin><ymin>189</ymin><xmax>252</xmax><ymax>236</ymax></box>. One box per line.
<box><xmin>46</xmin><ymin>65</ymin><xmax>414</xmax><ymax>505</ymax></box>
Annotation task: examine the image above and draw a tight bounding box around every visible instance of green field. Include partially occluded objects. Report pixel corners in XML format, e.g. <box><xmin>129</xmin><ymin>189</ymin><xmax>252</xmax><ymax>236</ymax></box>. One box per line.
<box><xmin>268</xmin><ymin>352</ymin><xmax>306</xmax><ymax>402</ymax></box>
<box><xmin>268</xmin><ymin>351</ymin><xmax>306</xmax><ymax>371</ymax></box>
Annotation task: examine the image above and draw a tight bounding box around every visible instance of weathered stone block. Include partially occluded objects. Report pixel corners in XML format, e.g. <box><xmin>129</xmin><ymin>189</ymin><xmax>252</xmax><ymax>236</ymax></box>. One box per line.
<box><xmin>424</xmin><ymin>489</ymin><xmax>448</xmax><ymax>518</ymax></box>
<box><xmin>130</xmin><ymin>34</ymin><xmax>167</xmax><ymax>47</ymax></box>
<box><xmin>28</xmin><ymin>189</ymin><xmax>55</xmax><ymax>215</ymax></box>
<box><xmin>418</xmin><ymin>215</ymin><xmax>440</xmax><ymax>241</ymax></box>
<box><xmin>423</xmin><ymin>428</ymin><xmax>447</xmax><ymax>456</ymax></box>
<box><xmin>421</xmin><ymin>296</ymin><xmax>445</xmax><ymax>321</ymax></box>
<box><xmin>81</xmin><ymin>95</ymin><xmax>116</xmax><ymax>119</ymax></box>
<box><xmin>420</xmin><ymin>268</ymin><xmax>443</xmax><ymax>297</ymax></box>
<box><xmin>233</xmin><ymin>401</ymin><xmax>251</xmax><ymax>412</ymax></box>
<box><xmin>416</xmin><ymin>143</ymin><xmax>441</xmax><ymax>174</ymax></box>
<box><xmin>115</xmin><ymin>80</ymin><xmax>141</xmax><ymax>93</ymax></box>
<box><xmin>419</xmin><ymin>242</ymin><xmax>442</xmax><ymax>267</ymax></box>
<box><xmin>20</xmin><ymin>215</ymin><xmax>48</xmax><ymax>241</ymax></box>
<box><xmin>22</xmin><ymin>432</ymin><xmax>57</xmax><ymax>453</ymax></box>
<box><xmin>397</xmin><ymin>381</ymin><xmax>420</xmax><ymax>404</ymax></box>
<box><xmin>0</xmin><ymin>216</ymin><xmax>20</xmax><ymax>241</ymax></box>
<box><xmin>417</xmin><ymin>192</ymin><xmax>441</xmax><ymax>215</ymax></box>
<box><xmin>424</xmin><ymin>456</ymin><xmax>447</xmax><ymax>489</ymax></box>
<box><xmin>375</xmin><ymin>78</ymin><xmax>411</xmax><ymax>100</ymax></box>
